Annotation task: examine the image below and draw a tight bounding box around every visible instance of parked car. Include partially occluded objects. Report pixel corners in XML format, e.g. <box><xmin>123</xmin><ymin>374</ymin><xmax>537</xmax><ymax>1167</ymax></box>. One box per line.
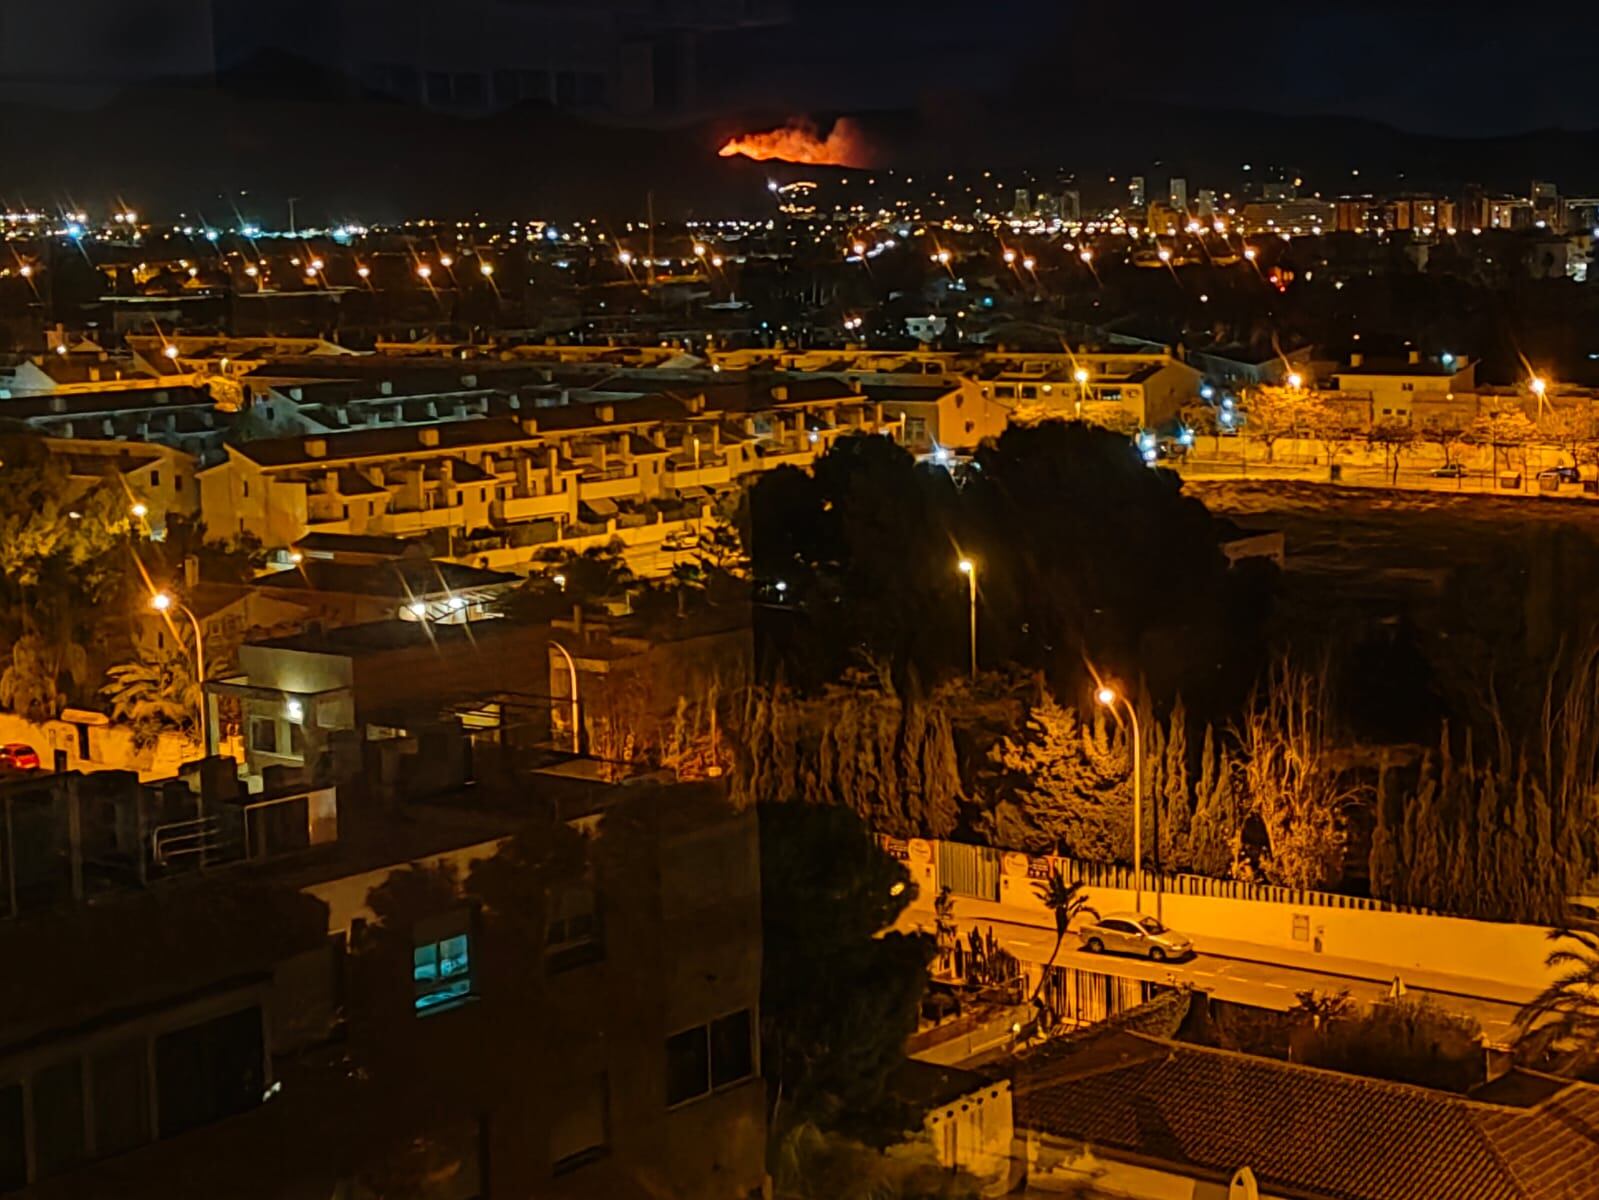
<box><xmin>1078</xmin><ymin>912</ymin><xmax>1195</xmax><ymax>961</ymax></box>
<box><xmin>1539</xmin><ymin>465</ymin><xmax>1581</xmax><ymax>483</ymax></box>
<box><xmin>663</xmin><ymin>529</ymin><xmax>699</xmax><ymax>552</ymax></box>
<box><xmin>0</xmin><ymin>743</ymin><xmax>41</xmax><ymax>772</ymax></box>
<box><xmin>1431</xmin><ymin>463</ymin><xmax>1467</xmax><ymax>479</ymax></box>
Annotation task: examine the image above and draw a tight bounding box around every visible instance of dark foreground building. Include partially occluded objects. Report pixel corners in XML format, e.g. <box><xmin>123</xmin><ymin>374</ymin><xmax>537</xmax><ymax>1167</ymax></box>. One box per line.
<box><xmin>0</xmin><ymin>721</ymin><xmax>764</xmax><ymax>1198</ymax></box>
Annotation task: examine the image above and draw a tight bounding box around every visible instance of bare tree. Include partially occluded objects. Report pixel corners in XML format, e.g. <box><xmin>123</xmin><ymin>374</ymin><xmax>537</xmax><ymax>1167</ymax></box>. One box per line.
<box><xmin>1231</xmin><ymin>659</ymin><xmax>1357</xmax><ymax>890</ymax></box>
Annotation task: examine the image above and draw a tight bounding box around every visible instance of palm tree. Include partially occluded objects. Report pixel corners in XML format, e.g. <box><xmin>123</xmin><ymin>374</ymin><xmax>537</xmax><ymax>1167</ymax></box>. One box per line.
<box><xmin>1031</xmin><ymin>869</ymin><xmax>1097</xmax><ymax>1001</ymax></box>
<box><xmin>101</xmin><ymin>652</ymin><xmax>197</xmax><ymax>747</ymax></box>
<box><xmin>1515</xmin><ymin>929</ymin><xmax>1599</xmax><ymax>1074</ymax></box>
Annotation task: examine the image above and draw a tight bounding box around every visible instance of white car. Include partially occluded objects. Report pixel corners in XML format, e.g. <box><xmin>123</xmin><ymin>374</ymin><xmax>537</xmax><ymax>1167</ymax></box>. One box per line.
<box><xmin>1078</xmin><ymin>912</ymin><xmax>1195</xmax><ymax>961</ymax></box>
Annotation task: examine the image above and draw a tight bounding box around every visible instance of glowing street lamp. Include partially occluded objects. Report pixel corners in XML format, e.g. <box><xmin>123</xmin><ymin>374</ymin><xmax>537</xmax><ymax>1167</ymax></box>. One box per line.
<box><xmin>1021</xmin><ymin>256</ymin><xmax>1036</xmax><ymax>272</ymax></box>
<box><xmin>693</xmin><ymin>242</ymin><xmax>708</xmax><ymax>258</ymax></box>
<box><xmin>130</xmin><ymin>502</ymin><xmax>148</xmax><ymax>519</ymax></box>
<box><xmin>416</xmin><ymin>264</ymin><xmax>432</xmax><ymax>280</ymax></box>
<box><xmin>617</xmin><ymin>250</ymin><xmax>634</xmax><ymax>267</ymax></box>
<box><xmin>936</xmin><ymin>249</ymin><xmax>952</xmax><ymax>265</ymax></box>
<box><xmin>851</xmin><ymin>241</ymin><xmax>867</xmax><ymax>257</ymax></box>
<box><xmin>1002</xmin><ymin>248</ymin><xmax>1017</xmax><ymax>265</ymax></box>
<box><xmin>1095</xmin><ymin>684</ymin><xmax>1145</xmax><ymax>911</ymax></box>
<box><xmin>479</xmin><ymin>261</ymin><xmax>495</xmax><ymax>277</ymax></box>
<box><xmin>439</xmin><ymin>254</ymin><xmax>454</xmax><ymax>268</ymax></box>
<box><xmin>150</xmin><ymin>591</ymin><xmax>207</xmax><ymax>755</ymax></box>
<box><xmin>957</xmin><ymin>559</ymin><xmax>978</xmax><ymax>679</ymax></box>
<box><xmin>1287</xmin><ymin>371</ymin><xmax>1304</xmax><ymax>390</ymax></box>
<box><xmin>356</xmin><ymin>265</ymin><xmax>371</xmax><ymax>279</ymax></box>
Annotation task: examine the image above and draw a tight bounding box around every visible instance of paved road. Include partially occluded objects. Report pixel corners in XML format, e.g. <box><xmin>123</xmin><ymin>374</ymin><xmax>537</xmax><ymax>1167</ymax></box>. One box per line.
<box><xmin>902</xmin><ymin>907</ymin><xmax>1532</xmax><ymax>1045</ymax></box>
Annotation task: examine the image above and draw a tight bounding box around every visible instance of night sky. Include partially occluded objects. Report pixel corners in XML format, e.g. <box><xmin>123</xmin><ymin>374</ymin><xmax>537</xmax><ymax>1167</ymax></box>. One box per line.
<box><xmin>728</xmin><ymin>1</ymin><xmax>1582</xmax><ymax>137</ymax></box>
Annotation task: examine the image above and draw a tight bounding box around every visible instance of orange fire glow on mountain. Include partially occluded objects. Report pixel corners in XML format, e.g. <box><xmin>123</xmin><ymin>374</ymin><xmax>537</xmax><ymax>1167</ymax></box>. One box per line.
<box><xmin>718</xmin><ymin>118</ymin><xmax>869</xmax><ymax>167</ymax></box>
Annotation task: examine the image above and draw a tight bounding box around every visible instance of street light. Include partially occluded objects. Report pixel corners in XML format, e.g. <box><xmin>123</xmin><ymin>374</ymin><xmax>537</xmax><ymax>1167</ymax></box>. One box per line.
<box><xmin>1094</xmin><ymin>684</ymin><xmax>1145</xmax><ymax>912</ymax></box>
<box><xmin>957</xmin><ymin>559</ymin><xmax>977</xmax><ymax>680</ymax></box>
<box><xmin>150</xmin><ymin>591</ymin><xmax>207</xmax><ymax>756</ymax></box>
<box><xmin>1074</xmin><ymin>366</ymin><xmax>1090</xmax><ymax>417</ymax></box>
<box><xmin>1287</xmin><ymin>371</ymin><xmax>1304</xmax><ymax>390</ymax></box>
<box><xmin>549</xmin><ymin>640</ymin><xmax>581</xmax><ymax>754</ymax></box>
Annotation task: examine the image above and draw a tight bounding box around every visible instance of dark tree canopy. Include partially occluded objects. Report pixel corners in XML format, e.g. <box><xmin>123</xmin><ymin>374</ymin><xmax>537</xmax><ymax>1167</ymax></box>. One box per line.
<box><xmin>758</xmin><ymin>802</ymin><xmax>933</xmax><ymax>1139</ymax></box>
<box><xmin>744</xmin><ymin>422</ymin><xmax>1273</xmax><ymax>711</ymax></box>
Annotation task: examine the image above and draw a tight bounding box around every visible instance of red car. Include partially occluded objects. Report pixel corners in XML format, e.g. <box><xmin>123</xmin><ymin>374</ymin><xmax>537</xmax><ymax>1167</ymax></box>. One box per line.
<box><xmin>0</xmin><ymin>743</ymin><xmax>41</xmax><ymax>772</ymax></box>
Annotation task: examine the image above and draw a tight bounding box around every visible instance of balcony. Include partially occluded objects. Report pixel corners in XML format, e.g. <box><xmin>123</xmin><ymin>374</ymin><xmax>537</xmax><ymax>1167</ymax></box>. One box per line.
<box><xmin>491</xmin><ymin>491</ymin><xmax>571</xmax><ymax>523</ymax></box>
<box><xmin>374</xmin><ymin>504</ymin><xmax>465</xmax><ymax>534</ymax></box>
<box><xmin>665</xmin><ymin>462</ymin><xmax>734</xmax><ymax>490</ymax></box>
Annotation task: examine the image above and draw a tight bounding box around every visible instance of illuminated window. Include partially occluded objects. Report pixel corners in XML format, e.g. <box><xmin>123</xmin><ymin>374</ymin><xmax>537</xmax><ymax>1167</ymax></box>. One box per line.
<box><xmin>414</xmin><ymin>915</ymin><xmax>474</xmax><ymax>1014</ymax></box>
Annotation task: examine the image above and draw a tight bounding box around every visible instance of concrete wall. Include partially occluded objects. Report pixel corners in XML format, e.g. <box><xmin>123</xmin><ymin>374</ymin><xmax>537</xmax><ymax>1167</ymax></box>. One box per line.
<box><xmin>0</xmin><ymin>711</ymin><xmax>197</xmax><ymax>780</ymax></box>
<box><xmin>911</xmin><ymin>840</ymin><xmax>1560</xmax><ymax>993</ymax></box>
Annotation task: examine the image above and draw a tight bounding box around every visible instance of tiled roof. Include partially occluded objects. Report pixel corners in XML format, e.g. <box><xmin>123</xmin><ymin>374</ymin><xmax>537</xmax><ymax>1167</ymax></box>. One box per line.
<box><xmin>1016</xmin><ymin>1031</ymin><xmax>1599</xmax><ymax>1200</ymax></box>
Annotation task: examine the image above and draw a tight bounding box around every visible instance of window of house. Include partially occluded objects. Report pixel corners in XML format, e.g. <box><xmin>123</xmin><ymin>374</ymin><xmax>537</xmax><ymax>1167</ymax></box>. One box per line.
<box><xmin>710</xmin><ymin>1010</ymin><xmax>754</xmax><ymax>1089</ymax></box>
<box><xmin>994</xmin><ymin>384</ymin><xmax>1016</xmax><ymax>399</ymax></box>
<box><xmin>92</xmin><ymin>1041</ymin><xmax>149</xmax><ymax>1157</ymax></box>
<box><xmin>0</xmin><ymin>1084</ymin><xmax>23</xmax><ymax>1192</ymax></box>
<box><xmin>550</xmin><ymin>1072</ymin><xmax>608</xmax><ymax>1174</ymax></box>
<box><xmin>249</xmin><ymin>716</ymin><xmax>278</xmax><ymax>754</ymax></box>
<box><xmin>241</xmin><ymin>480</ymin><xmax>249</xmax><ymax>498</ymax></box>
<box><xmin>414</xmin><ymin>913</ymin><xmax>474</xmax><ymax>1014</ymax></box>
<box><xmin>32</xmin><ymin>1060</ymin><xmax>85</xmax><ymax>1179</ymax></box>
<box><xmin>154</xmin><ymin>1007</ymin><xmax>264</xmax><ymax>1139</ymax></box>
<box><xmin>1020</xmin><ymin>385</ymin><xmax>1038</xmax><ymax>399</ymax></box>
<box><xmin>547</xmin><ymin>882</ymin><xmax>602</xmax><ymax>971</ymax></box>
<box><xmin>664</xmin><ymin>1026</ymin><xmax>710</xmax><ymax>1107</ymax></box>
<box><xmin>150</xmin><ymin>470</ymin><xmax>161</xmax><ymax>488</ymax></box>
<box><xmin>665</xmin><ymin>1009</ymin><xmax>756</xmax><ymax>1107</ymax></box>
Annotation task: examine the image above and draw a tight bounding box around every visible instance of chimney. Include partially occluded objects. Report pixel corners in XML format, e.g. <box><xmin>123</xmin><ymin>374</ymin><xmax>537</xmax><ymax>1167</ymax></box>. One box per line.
<box><xmin>1407</xmin><ymin>349</ymin><xmax>1420</xmax><ymax>365</ymax></box>
<box><xmin>461</xmin><ymin>374</ymin><xmax>477</xmax><ymax>388</ymax></box>
<box><xmin>304</xmin><ymin>438</ymin><xmax>328</xmax><ymax>459</ymax></box>
<box><xmin>521</xmin><ymin>417</ymin><xmax>539</xmax><ymax>434</ymax></box>
<box><xmin>772</xmin><ymin>384</ymin><xmax>790</xmax><ymax>401</ymax></box>
<box><xmin>1349</xmin><ymin>353</ymin><xmax>1363</xmax><ymax>368</ymax></box>
<box><xmin>596</xmin><ymin>404</ymin><xmax>615</xmax><ymax>422</ymax></box>
<box><xmin>418</xmin><ymin>428</ymin><xmax>441</xmax><ymax>448</ymax></box>
<box><xmin>380</xmin><ymin>381</ymin><xmax>394</xmax><ymax>397</ymax></box>
<box><xmin>289</xmin><ymin>386</ymin><xmax>303</xmax><ymax>401</ymax></box>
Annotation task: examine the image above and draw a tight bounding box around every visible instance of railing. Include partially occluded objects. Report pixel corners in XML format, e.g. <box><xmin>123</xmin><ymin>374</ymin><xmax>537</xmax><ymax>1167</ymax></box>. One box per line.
<box><xmin>150</xmin><ymin>816</ymin><xmax>227</xmax><ymax>866</ymax></box>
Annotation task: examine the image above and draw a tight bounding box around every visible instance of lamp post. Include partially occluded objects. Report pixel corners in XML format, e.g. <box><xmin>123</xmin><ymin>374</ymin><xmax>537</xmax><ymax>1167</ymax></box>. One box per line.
<box><xmin>1095</xmin><ymin>685</ymin><xmax>1144</xmax><ymax>912</ymax></box>
<box><xmin>151</xmin><ymin>591</ymin><xmax>207</xmax><ymax>756</ymax></box>
<box><xmin>549</xmin><ymin>640</ymin><xmax>580</xmax><ymax>754</ymax></box>
<box><xmin>1073</xmin><ymin>366</ymin><xmax>1090</xmax><ymax>418</ymax></box>
<box><xmin>957</xmin><ymin>559</ymin><xmax>977</xmax><ymax>680</ymax></box>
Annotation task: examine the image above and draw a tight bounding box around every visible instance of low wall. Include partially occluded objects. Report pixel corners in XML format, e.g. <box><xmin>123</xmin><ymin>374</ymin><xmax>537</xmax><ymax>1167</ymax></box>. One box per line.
<box><xmin>0</xmin><ymin>712</ymin><xmax>197</xmax><ymax>781</ymax></box>
<box><xmin>906</xmin><ymin>839</ymin><xmax>1558</xmax><ymax>993</ymax></box>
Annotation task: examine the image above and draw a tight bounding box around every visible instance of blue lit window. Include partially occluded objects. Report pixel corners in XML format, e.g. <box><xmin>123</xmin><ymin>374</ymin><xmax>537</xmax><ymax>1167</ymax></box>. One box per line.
<box><xmin>414</xmin><ymin>932</ymin><xmax>472</xmax><ymax>1013</ymax></box>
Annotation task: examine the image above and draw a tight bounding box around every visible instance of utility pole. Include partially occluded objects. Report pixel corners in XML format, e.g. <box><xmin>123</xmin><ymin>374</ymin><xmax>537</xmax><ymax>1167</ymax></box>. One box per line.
<box><xmin>646</xmin><ymin>190</ymin><xmax>656</xmax><ymax>292</ymax></box>
<box><xmin>287</xmin><ymin>197</ymin><xmax>300</xmax><ymax>237</ymax></box>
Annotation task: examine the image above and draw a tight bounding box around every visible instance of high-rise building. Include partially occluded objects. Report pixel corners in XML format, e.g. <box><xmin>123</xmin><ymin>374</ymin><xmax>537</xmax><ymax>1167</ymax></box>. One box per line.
<box><xmin>1013</xmin><ymin>189</ymin><xmax>1032</xmax><ymax>219</ymax></box>
<box><xmin>1062</xmin><ymin>189</ymin><xmax>1082</xmax><ymax>223</ymax></box>
<box><xmin>1195</xmin><ymin>189</ymin><xmax>1217</xmax><ymax>220</ymax></box>
<box><xmin>1129</xmin><ymin>176</ymin><xmax>1147</xmax><ymax>209</ymax></box>
<box><xmin>1169</xmin><ymin>177</ymin><xmax>1189</xmax><ymax>213</ymax></box>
